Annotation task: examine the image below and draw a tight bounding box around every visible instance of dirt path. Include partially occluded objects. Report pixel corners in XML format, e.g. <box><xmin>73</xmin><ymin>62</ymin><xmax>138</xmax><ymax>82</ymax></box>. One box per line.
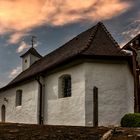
<box><xmin>0</xmin><ymin>123</ymin><xmax>140</xmax><ymax>140</ymax></box>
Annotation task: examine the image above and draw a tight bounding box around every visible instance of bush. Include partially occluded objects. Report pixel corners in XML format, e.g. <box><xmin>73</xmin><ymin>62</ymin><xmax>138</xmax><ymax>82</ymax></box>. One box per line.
<box><xmin>121</xmin><ymin>113</ymin><xmax>140</xmax><ymax>127</ymax></box>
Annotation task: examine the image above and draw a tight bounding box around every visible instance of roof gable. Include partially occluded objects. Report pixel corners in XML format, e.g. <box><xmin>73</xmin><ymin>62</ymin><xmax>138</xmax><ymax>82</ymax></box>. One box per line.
<box><xmin>123</xmin><ymin>34</ymin><xmax>140</xmax><ymax>50</ymax></box>
<box><xmin>81</xmin><ymin>22</ymin><xmax>126</xmax><ymax>56</ymax></box>
<box><xmin>20</xmin><ymin>47</ymin><xmax>42</xmax><ymax>58</ymax></box>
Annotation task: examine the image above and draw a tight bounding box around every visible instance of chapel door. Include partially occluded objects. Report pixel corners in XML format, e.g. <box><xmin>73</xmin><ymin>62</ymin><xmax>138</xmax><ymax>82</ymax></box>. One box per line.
<box><xmin>93</xmin><ymin>86</ymin><xmax>98</xmax><ymax>127</ymax></box>
<box><xmin>1</xmin><ymin>105</ymin><xmax>6</xmax><ymax>122</ymax></box>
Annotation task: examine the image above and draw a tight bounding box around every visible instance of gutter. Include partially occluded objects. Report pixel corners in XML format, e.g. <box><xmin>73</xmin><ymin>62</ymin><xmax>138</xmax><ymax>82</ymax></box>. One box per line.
<box><xmin>36</xmin><ymin>76</ymin><xmax>45</xmax><ymax>125</ymax></box>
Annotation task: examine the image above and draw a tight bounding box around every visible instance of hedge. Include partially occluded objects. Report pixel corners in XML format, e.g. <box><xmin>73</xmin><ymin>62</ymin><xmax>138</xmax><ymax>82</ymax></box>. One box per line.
<box><xmin>121</xmin><ymin>113</ymin><xmax>140</xmax><ymax>127</ymax></box>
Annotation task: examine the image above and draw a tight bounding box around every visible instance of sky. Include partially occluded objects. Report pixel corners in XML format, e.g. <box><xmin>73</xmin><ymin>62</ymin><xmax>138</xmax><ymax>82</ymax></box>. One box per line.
<box><xmin>0</xmin><ymin>0</ymin><xmax>140</xmax><ymax>88</ymax></box>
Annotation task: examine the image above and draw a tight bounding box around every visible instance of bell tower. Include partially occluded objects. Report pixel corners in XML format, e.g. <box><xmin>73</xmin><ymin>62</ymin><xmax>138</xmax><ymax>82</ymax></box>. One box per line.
<box><xmin>20</xmin><ymin>36</ymin><xmax>42</xmax><ymax>71</ymax></box>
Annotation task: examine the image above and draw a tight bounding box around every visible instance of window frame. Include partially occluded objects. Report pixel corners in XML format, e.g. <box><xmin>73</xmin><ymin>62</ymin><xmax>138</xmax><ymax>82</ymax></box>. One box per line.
<box><xmin>16</xmin><ymin>90</ymin><xmax>22</xmax><ymax>107</ymax></box>
<box><xmin>58</xmin><ymin>74</ymin><xmax>72</xmax><ymax>98</ymax></box>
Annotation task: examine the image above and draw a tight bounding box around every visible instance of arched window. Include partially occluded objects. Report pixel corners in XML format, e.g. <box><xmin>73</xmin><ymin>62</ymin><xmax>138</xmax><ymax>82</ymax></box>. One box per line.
<box><xmin>1</xmin><ymin>105</ymin><xmax>6</xmax><ymax>122</ymax></box>
<box><xmin>59</xmin><ymin>74</ymin><xmax>72</xmax><ymax>98</ymax></box>
<box><xmin>16</xmin><ymin>90</ymin><xmax>22</xmax><ymax>106</ymax></box>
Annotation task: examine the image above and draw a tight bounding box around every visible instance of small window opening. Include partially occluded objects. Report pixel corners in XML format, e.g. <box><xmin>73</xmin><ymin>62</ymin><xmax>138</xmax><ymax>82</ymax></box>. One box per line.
<box><xmin>59</xmin><ymin>75</ymin><xmax>71</xmax><ymax>98</ymax></box>
<box><xmin>25</xmin><ymin>59</ymin><xmax>27</xmax><ymax>63</ymax></box>
<box><xmin>135</xmin><ymin>40</ymin><xmax>139</xmax><ymax>45</ymax></box>
<box><xmin>129</xmin><ymin>42</ymin><xmax>133</xmax><ymax>47</ymax></box>
<box><xmin>16</xmin><ymin>90</ymin><xmax>22</xmax><ymax>106</ymax></box>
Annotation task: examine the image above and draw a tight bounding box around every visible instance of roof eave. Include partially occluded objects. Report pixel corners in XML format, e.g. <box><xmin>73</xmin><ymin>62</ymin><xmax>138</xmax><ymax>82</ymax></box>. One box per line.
<box><xmin>0</xmin><ymin>53</ymin><xmax>132</xmax><ymax>92</ymax></box>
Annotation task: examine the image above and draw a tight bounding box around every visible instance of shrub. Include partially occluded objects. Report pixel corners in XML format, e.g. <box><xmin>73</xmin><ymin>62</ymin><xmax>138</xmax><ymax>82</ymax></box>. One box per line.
<box><xmin>121</xmin><ymin>113</ymin><xmax>140</xmax><ymax>127</ymax></box>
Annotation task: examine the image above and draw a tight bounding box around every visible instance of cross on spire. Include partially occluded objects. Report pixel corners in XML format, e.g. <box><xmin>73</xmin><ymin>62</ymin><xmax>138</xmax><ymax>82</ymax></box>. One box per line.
<box><xmin>31</xmin><ymin>36</ymin><xmax>37</xmax><ymax>48</ymax></box>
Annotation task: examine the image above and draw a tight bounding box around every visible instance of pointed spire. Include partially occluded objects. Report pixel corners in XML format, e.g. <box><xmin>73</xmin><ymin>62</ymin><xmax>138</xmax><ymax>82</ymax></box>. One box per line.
<box><xmin>20</xmin><ymin>38</ymin><xmax>42</xmax><ymax>71</ymax></box>
<box><xmin>20</xmin><ymin>36</ymin><xmax>42</xmax><ymax>58</ymax></box>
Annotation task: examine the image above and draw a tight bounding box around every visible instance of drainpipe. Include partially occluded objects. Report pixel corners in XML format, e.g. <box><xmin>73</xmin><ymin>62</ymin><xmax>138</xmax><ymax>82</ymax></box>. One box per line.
<box><xmin>130</xmin><ymin>47</ymin><xmax>139</xmax><ymax>112</ymax></box>
<box><xmin>36</xmin><ymin>76</ymin><xmax>45</xmax><ymax>125</ymax></box>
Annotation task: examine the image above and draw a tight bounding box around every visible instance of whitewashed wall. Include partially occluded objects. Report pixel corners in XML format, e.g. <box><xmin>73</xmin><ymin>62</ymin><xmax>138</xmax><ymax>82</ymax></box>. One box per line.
<box><xmin>0</xmin><ymin>60</ymin><xmax>134</xmax><ymax>126</ymax></box>
<box><xmin>0</xmin><ymin>81</ymin><xmax>39</xmax><ymax>124</ymax></box>
<box><xmin>22</xmin><ymin>55</ymin><xmax>30</xmax><ymax>71</ymax></box>
<box><xmin>22</xmin><ymin>54</ymin><xmax>40</xmax><ymax>71</ymax></box>
<box><xmin>44</xmin><ymin>60</ymin><xmax>134</xmax><ymax>126</ymax></box>
<box><xmin>85</xmin><ymin>61</ymin><xmax>134</xmax><ymax>126</ymax></box>
<box><xmin>44</xmin><ymin>64</ymin><xmax>86</xmax><ymax>126</ymax></box>
<box><xmin>30</xmin><ymin>54</ymin><xmax>40</xmax><ymax>66</ymax></box>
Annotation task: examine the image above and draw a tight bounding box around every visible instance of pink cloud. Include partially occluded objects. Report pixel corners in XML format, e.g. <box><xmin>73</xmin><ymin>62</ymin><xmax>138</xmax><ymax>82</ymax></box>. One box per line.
<box><xmin>122</xmin><ymin>19</ymin><xmax>140</xmax><ymax>43</ymax></box>
<box><xmin>9</xmin><ymin>66</ymin><xmax>21</xmax><ymax>79</ymax></box>
<box><xmin>16</xmin><ymin>41</ymin><xmax>30</xmax><ymax>53</ymax></box>
<box><xmin>0</xmin><ymin>0</ymin><xmax>131</xmax><ymax>42</ymax></box>
<box><xmin>7</xmin><ymin>32</ymin><xmax>28</xmax><ymax>44</ymax></box>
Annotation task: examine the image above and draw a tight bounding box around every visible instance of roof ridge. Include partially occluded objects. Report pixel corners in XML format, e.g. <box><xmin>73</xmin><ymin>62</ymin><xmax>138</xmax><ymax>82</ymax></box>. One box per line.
<box><xmin>41</xmin><ymin>24</ymin><xmax>99</xmax><ymax>58</ymax></box>
<box><xmin>99</xmin><ymin>22</ymin><xmax>120</xmax><ymax>49</ymax></box>
<box><xmin>78</xmin><ymin>22</ymin><xmax>100</xmax><ymax>54</ymax></box>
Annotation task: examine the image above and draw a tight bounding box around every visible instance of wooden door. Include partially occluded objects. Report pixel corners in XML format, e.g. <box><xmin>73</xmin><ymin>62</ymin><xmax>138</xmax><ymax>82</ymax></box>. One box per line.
<box><xmin>1</xmin><ymin>105</ymin><xmax>6</xmax><ymax>122</ymax></box>
<box><xmin>93</xmin><ymin>87</ymin><xmax>98</xmax><ymax>127</ymax></box>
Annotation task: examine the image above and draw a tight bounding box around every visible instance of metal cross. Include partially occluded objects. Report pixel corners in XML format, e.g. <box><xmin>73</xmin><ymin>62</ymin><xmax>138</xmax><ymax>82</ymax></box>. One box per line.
<box><xmin>31</xmin><ymin>36</ymin><xmax>37</xmax><ymax>48</ymax></box>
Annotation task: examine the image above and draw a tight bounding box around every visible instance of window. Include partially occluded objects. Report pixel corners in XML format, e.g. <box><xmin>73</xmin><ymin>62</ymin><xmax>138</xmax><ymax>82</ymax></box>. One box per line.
<box><xmin>59</xmin><ymin>75</ymin><xmax>71</xmax><ymax>98</ymax></box>
<box><xmin>129</xmin><ymin>42</ymin><xmax>133</xmax><ymax>47</ymax></box>
<box><xmin>25</xmin><ymin>59</ymin><xmax>27</xmax><ymax>63</ymax></box>
<box><xmin>16</xmin><ymin>90</ymin><xmax>22</xmax><ymax>106</ymax></box>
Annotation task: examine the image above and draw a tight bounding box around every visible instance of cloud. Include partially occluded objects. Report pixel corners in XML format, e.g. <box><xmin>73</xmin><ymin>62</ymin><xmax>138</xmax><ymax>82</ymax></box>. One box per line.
<box><xmin>0</xmin><ymin>77</ymin><xmax>7</xmax><ymax>88</ymax></box>
<box><xmin>7</xmin><ymin>32</ymin><xmax>28</xmax><ymax>44</ymax></box>
<box><xmin>121</xmin><ymin>19</ymin><xmax>140</xmax><ymax>43</ymax></box>
<box><xmin>119</xmin><ymin>41</ymin><xmax>128</xmax><ymax>48</ymax></box>
<box><xmin>17</xmin><ymin>41</ymin><xmax>30</xmax><ymax>53</ymax></box>
<box><xmin>0</xmin><ymin>81</ymin><xmax>6</xmax><ymax>88</ymax></box>
<box><xmin>0</xmin><ymin>0</ymin><xmax>131</xmax><ymax>41</ymax></box>
<box><xmin>9</xmin><ymin>66</ymin><xmax>21</xmax><ymax>79</ymax></box>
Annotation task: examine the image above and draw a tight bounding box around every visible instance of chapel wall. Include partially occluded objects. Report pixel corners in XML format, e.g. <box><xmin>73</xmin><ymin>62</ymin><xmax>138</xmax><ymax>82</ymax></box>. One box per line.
<box><xmin>0</xmin><ymin>81</ymin><xmax>39</xmax><ymax>124</ymax></box>
<box><xmin>85</xmin><ymin>61</ymin><xmax>134</xmax><ymax>126</ymax></box>
<box><xmin>44</xmin><ymin>63</ymin><xmax>86</xmax><ymax>126</ymax></box>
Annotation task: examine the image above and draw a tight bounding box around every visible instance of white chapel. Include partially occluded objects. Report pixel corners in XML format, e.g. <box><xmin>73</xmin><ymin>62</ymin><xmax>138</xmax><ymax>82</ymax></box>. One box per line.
<box><xmin>0</xmin><ymin>22</ymin><xmax>134</xmax><ymax>126</ymax></box>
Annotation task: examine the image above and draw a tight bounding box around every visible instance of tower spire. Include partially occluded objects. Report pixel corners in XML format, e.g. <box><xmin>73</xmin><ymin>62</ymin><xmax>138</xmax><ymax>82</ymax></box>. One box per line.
<box><xmin>31</xmin><ymin>36</ymin><xmax>36</xmax><ymax>48</ymax></box>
